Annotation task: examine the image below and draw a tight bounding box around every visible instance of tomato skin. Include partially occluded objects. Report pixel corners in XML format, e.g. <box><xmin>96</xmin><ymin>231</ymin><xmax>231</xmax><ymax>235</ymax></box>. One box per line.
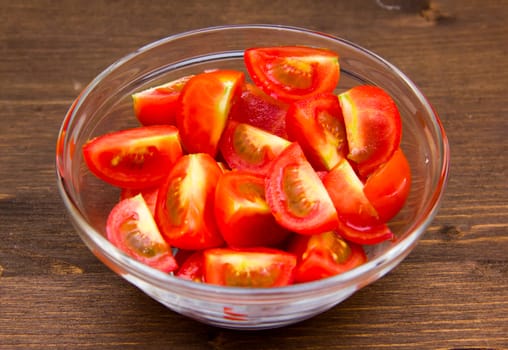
<box><xmin>214</xmin><ymin>171</ymin><xmax>290</xmax><ymax>248</ymax></box>
<box><xmin>106</xmin><ymin>194</ymin><xmax>177</xmax><ymax>272</ymax></box>
<box><xmin>219</xmin><ymin>121</ymin><xmax>290</xmax><ymax>176</ymax></box>
<box><xmin>204</xmin><ymin>247</ymin><xmax>297</xmax><ymax>287</ymax></box>
<box><xmin>265</xmin><ymin>143</ymin><xmax>339</xmax><ymax>235</ymax></box>
<box><xmin>286</xmin><ymin>92</ymin><xmax>348</xmax><ymax>171</ymax></box>
<box><xmin>323</xmin><ymin>158</ymin><xmax>381</xmax><ymax>228</ymax></box>
<box><xmin>82</xmin><ymin>125</ymin><xmax>183</xmax><ymax>189</ymax></box>
<box><xmin>288</xmin><ymin>231</ymin><xmax>367</xmax><ymax>283</ymax></box>
<box><xmin>132</xmin><ymin>75</ymin><xmax>192</xmax><ymax>126</ymax></box>
<box><xmin>364</xmin><ymin>148</ymin><xmax>411</xmax><ymax>222</ymax></box>
<box><xmin>155</xmin><ymin>153</ymin><xmax>224</xmax><ymax>250</ymax></box>
<box><xmin>338</xmin><ymin>85</ymin><xmax>402</xmax><ymax>177</ymax></box>
<box><xmin>244</xmin><ymin>46</ymin><xmax>340</xmax><ymax>103</ymax></box>
<box><xmin>177</xmin><ymin>70</ymin><xmax>245</xmax><ymax>157</ymax></box>
<box><xmin>176</xmin><ymin>250</ymin><xmax>205</xmax><ymax>282</ymax></box>
<box><xmin>229</xmin><ymin>83</ymin><xmax>289</xmax><ymax>138</ymax></box>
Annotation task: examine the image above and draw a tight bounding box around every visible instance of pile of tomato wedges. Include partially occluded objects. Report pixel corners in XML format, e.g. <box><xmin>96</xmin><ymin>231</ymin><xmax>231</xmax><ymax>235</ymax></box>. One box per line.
<box><xmin>82</xmin><ymin>46</ymin><xmax>411</xmax><ymax>287</ymax></box>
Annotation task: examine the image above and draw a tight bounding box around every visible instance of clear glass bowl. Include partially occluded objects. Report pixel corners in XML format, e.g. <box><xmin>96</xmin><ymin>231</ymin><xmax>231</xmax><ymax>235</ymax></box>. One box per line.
<box><xmin>56</xmin><ymin>25</ymin><xmax>450</xmax><ymax>330</ymax></box>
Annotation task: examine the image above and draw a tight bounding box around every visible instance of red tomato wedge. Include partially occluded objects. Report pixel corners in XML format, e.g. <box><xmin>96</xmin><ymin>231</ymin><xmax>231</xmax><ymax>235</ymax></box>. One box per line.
<box><xmin>244</xmin><ymin>46</ymin><xmax>340</xmax><ymax>103</ymax></box>
<box><xmin>364</xmin><ymin>148</ymin><xmax>411</xmax><ymax>222</ymax></box>
<box><xmin>82</xmin><ymin>125</ymin><xmax>183</xmax><ymax>189</ymax></box>
<box><xmin>214</xmin><ymin>171</ymin><xmax>290</xmax><ymax>248</ymax></box>
<box><xmin>175</xmin><ymin>250</ymin><xmax>205</xmax><ymax>283</ymax></box>
<box><xmin>132</xmin><ymin>75</ymin><xmax>192</xmax><ymax>126</ymax></box>
<box><xmin>338</xmin><ymin>85</ymin><xmax>402</xmax><ymax>177</ymax></box>
<box><xmin>120</xmin><ymin>186</ymin><xmax>159</xmax><ymax>215</ymax></box>
<box><xmin>323</xmin><ymin>158</ymin><xmax>380</xmax><ymax>228</ymax></box>
<box><xmin>335</xmin><ymin>220</ymin><xmax>394</xmax><ymax>245</ymax></box>
<box><xmin>155</xmin><ymin>153</ymin><xmax>224</xmax><ymax>250</ymax></box>
<box><xmin>219</xmin><ymin>120</ymin><xmax>291</xmax><ymax>176</ymax></box>
<box><xmin>286</xmin><ymin>92</ymin><xmax>348</xmax><ymax>170</ymax></box>
<box><xmin>229</xmin><ymin>83</ymin><xmax>289</xmax><ymax>138</ymax></box>
<box><xmin>106</xmin><ymin>194</ymin><xmax>177</xmax><ymax>272</ymax></box>
<box><xmin>177</xmin><ymin>70</ymin><xmax>244</xmax><ymax>157</ymax></box>
<box><xmin>265</xmin><ymin>143</ymin><xmax>338</xmax><ymax>235</ymax></box>
<box><xmin>288</xmin><ymin>231</ymin><xmax>367</xmax><ymax>283</ymax></box>
<box><xmin>204</xmin><ymin>247</ymin><xmax>297</xmax><ymax>287</ymax></box>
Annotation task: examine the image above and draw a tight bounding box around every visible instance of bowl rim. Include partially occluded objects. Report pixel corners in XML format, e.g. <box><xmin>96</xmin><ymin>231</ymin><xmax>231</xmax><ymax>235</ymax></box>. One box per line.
<box><xmin>56</xmin><ymin>23</ymin><xmax>450</xmax><ymax>297</ymax></box>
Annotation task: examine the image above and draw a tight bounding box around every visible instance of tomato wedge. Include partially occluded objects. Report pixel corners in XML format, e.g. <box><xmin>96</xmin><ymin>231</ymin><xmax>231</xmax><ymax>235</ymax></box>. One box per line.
<box><xmin>82</xmin><ymin>125</ymin><xmax>183</xmax><ymax>189</ymax></box>
<box><xmin>288</xmin><ymin>231</ymin><xmax>367</xmax><ymax>283</ymax></box>
<box><xmin>175</xmin><ymin>250</ymin><xmax>205</xmax><ymax>282</ymax></box>
<box><xmin>323</xmin><ymin>158</ymin><xmax>380</xmax><ymax>228</ymax></box>
<box><xmin>244</xmin><ymin>46</ymin><xmax>340</xmax><ymax>102</ymax></box>
<box><xmin>155</xmin><ymin>153</ymin><xmax>224</xmax><ymax>250</ymax></box>
<box><xmin>338</xmin><ymin>85</ymin><xmax>402</xmax><ymax>177</ymax></box>
<box><xmin>219</xmin><ymin>120</ymin><xmax>291</xmax><ymax>176</ymax></box>
<box><xmin>132</xmin><ymin>75</ymin><xmax>192</xmax><ymax>126</ymax></box>
<box><xmin>106</xmin><ymin>194</ymin><xmax>177</xmax><ymax>272</ymax></box>
<box><xmin>204</xmin><ymin>247</ymin><xmax>297</xmax><ymax>287</ymax></box>
<box><xmin>120</xmin><ymin>186</ymin><xmax>159</xmax><ymax>215</ymax></box>
<box><xmin>364</xmin><ymin>148</ymin><xmax>411</xmax><ymax>222</ymax></box>
<box><xmin>229</xmin><ymin>83</ymin><xmax>289</xmax><ymax>138</ymax></box>
<box><xmin>177</xmin><ymin>69</ymin><xmax>244</xmax><ymax>157</ymax></box>
<box><xmin>286</xmin><ymin>92</ymin><xmax>348</xmax><ymax>170</ymax></box>
<box><xmin>214</xmin><ymin>171</ymin><xmax>290</xmax><ymax>248</ymax></box>
<box><xmin>265</xmin><ymin>142</ymin><xmax>338</xmax><ymax>235</ymax></box>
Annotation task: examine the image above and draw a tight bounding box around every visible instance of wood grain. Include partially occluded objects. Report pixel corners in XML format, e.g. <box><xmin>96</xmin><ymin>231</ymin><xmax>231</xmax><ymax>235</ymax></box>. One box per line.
<box><xmin>1</xmin><ymin>0</ymin><xmax>507</xmax><ymax>348</ymax></box>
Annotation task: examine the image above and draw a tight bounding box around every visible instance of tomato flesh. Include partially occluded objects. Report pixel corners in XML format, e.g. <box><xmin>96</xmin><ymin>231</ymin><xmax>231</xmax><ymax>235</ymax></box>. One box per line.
<box><xmin>155</xmin><ymin>153</ymin><xmax>224</xmax><ymax>250</ymax></box>
<box><xmin>176</xmin><ymin>250</ymin><xmax>205</xmax><ymax>282</ymax></box>
<box><xmin>219</xmin><ymin>120</ymin><xmax>290</xmax><ymax>176</ymax></box>
<box><xmin>245</xmin><ymin>46</ymin><xmax>340</xmax><ymax>102</ymax></box>
<box><xmin>214</xmin><ymin>171</ymin><xmax>290</xmax><ymax>248</ymax></box>
<box><xmin>106</xmin><ymin>194</ymin><xmax>177</xmax><ymax>272</ymax></box>
<box><xmin>265</xmin><ymin>143</ymin><xmax>338</xmax><ymax>235</ymax></box>
<box><xmin>204</xmin><ymin>248</ymin><xmax>297</xmax><ymax>287</ymax></box>
<box><xmin>289</xmin><ymin>231</ymin><xmax>367</xmax><ymax>283</ymax></box>
<box><xmin>286</xmin><ymin>92</ymin><xmax>348</xmax><ymax>170</ymax></box>
<box><xmin>177</xmin><ymin>70</ymin><xmax>244</xmax><ymax>157</ymax></box>
<box><xmin>82</xmin><ymin>125</ymin><xmax>183</xmax><ymax>189</ymax></box>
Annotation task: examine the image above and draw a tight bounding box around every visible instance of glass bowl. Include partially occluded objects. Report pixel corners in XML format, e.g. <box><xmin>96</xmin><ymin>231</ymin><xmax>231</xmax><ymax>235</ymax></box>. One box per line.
<box><xmin>56</xmin><ymin>24</ymin><xmax>450</xmax><ymax>330</ymax></box>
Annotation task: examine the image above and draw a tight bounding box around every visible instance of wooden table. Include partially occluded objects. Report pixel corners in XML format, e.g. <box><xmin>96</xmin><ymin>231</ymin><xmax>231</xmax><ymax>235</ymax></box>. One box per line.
<box><xmin>1</xmin><ymin>1</ymin><xmax>507</xmax><ymax>348</ymax></box>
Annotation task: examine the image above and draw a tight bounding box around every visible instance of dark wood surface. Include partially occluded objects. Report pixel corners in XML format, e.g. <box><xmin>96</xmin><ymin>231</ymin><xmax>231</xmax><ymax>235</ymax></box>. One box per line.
<box><xmin>1</xmin><ymin>0</ymin><xmax>507</xmax><ymax>348</ymax></box>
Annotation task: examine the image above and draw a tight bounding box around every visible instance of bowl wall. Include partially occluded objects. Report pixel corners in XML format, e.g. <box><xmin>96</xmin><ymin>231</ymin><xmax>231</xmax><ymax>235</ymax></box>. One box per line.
<box><xmin>56</xmin><ymin>25</ymin><xmax>449</xmax><ymax>329</ymax></box>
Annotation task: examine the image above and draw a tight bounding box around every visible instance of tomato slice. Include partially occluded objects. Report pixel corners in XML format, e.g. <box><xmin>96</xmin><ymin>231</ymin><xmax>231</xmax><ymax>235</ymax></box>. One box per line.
<box><xmin>120</xmin><ymin>186</ymin><xmax>159</xmax><ymax>215</ymax></box>
<box><xmin>204</xmin><ymin>247</ymin><xmax>297</xmax><ymax>287</ymax></box>
<box><xmin>338</xmin><ymin>85</ymin><xmax>402</xmax><ymax>177</ymax></box>
<box><xmin>219</xmin><ymin>120</ymin><xmax>290</xmax><ymax>176</ymax></box>
<box><xmin>335</xmin><ymin>220</ymin><xmax>394</xmax><ymax>245</ymax></box>
<box><xmin>177</xmin><ymin>69</ymin><xmax>244</xmax><ymax>157</ymax></box>
<box><xmin>244</xmin><ymin>46</ymin><xmax>340</xmax><ymax>103</ymax></box>
<box><xmin>82</xmin><ymin>125</ymin><xmax>183</xmax><ymax>189</ymax></box>
<box><xmin>229</xmin><ymin>83</ymin><xmax>289</xmax><ymax>138</ymax></box>
<box><xmin>155</xmin><ymin>153</ymin><xmax>224</xmax><ymax>250</ymax></box>
<box><xmin>106</xmin><ymin>194</ymin><xmax>177</xmax><ymax>272</ymax></box>
<box><xmin>288</xmin><ymin>231</ymin><xmax>367</xmax><ymax>283</ymax></box>
<box><xmin>286</xmin><ymin>92</ymin><xmax>348</xmax><ymax>170</ymax></box>
<box><xmin>132</xmin><ymin>75</ymin><xmax>192</xmax><ymax>126</ymax></box>
<box><xmin>323</xmin><ymin>158</ymin><xmax>381</xmax><ymax>228</ymax></box>
<box><xmin>175</xmin><ymin>250</ymin><xmax>205</xmax><ymax>282</ymax></box>
<box><xmin>265</xmin><ymin>142</ymin><xmax>338</xmax><ymax>235</ymax></box>
<box><xmin>214</xmin><ymin>171</ymin><xmax>290</xmax><ymax>248</ymax></box>
<box><xmin>364</xmin><ymin>148</ymin><xmax>411</xmax><ymax>222</ymax></box>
